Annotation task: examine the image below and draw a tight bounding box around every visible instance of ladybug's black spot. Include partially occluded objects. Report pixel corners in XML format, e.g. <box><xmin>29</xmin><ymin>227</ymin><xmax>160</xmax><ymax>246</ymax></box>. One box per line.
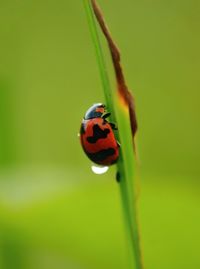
<box><xmin>87</xmin><ymin>148</ymin><xmax>115</xmax><ymax>163</ymax></box>
<box><xmin>116</xmin><ymin>171</ymin><xmax>121</xmax><ymax>183</ymax></box>
<box><xmin>87</xmin><ymin>124</ymin><xmax>110</xmax><ymax>144</ymax></box>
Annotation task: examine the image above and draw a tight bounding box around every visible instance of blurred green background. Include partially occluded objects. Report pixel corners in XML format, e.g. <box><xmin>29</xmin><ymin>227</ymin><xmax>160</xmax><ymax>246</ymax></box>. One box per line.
<box><xmin>0</xmin><ymin>0</ymin><xmax>200</xmax><ymax>268</ymax></box>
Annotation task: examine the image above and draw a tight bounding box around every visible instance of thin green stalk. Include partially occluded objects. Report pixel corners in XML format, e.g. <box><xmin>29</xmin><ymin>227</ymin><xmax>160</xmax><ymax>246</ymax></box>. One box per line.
<box><xmin>83</xmin><ymin>1</ymin><xmax>143</xmax><ymax>269</ymax></box>
<box><xmin>83</xmin><ymin>0</ymin><xmax>115</xmax><ymax>121</ymax></box>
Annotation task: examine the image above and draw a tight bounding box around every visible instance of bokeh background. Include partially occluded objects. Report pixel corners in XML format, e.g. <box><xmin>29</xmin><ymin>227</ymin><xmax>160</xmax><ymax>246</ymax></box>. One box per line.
<box><xmin>0</xmin><ymin>0</ymin><xmax>200</xmax><ymax>268</ymax></box>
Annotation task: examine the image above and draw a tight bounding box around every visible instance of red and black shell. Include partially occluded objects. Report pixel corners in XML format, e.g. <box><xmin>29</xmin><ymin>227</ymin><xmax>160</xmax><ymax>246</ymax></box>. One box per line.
<box><xmin>80</xmin><ymin>103</ymin><xmax>119</xmax><ymax>166</ymax></box>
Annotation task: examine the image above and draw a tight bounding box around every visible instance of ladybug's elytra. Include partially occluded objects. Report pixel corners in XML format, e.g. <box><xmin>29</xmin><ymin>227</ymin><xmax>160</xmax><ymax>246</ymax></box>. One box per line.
<box><xmin>80</xmin><ymin>103</ymin><xmax>119</xmax><ymax>166</ymax></box>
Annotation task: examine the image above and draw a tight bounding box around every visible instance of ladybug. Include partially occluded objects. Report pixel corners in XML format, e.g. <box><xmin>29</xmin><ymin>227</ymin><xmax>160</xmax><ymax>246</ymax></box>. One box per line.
<box><xmin>80</xmin><ymin>103</ymin><xmax>119</xmax><ymax>166</ymax></box>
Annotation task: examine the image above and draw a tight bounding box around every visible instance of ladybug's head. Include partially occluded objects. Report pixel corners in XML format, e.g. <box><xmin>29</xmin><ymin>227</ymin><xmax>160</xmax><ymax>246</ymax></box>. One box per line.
<box><xmin>84</xmin><ymin>103</ymin><xmax>106</xmax><ymax>119</ymax></box>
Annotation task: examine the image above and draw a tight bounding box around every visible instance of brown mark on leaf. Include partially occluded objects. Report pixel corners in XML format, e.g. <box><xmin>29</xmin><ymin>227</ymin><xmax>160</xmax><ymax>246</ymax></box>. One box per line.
<box><xmin>91</xmin><ymin>0</ymin><xmax>138</xmax><ymax>139</ymax></box>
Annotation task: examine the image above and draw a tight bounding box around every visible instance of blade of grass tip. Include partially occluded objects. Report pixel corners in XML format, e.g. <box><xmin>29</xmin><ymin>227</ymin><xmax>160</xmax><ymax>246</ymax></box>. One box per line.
<box><xmin>83</xmin><ymin>0</ymin><xmax>115</xmax><ymax>120</ymax></box>
<box><xmin>83</xmin><ymin>1</ymin><xmax>144</xmax><ymax>269</ymax></box>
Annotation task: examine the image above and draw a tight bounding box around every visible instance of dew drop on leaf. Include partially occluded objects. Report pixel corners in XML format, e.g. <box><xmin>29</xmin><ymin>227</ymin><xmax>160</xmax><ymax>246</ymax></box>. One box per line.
<box><xmin>91</xmin><ymin>165</ymin><xmax>109</xmax><ymax>175</ymax></box>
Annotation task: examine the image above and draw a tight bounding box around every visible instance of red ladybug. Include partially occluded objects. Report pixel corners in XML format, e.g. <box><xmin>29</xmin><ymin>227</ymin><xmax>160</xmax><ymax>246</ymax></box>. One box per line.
<box><xmin>80</xmin><ymin>103</ymin><xmax>119</xmax><ymax>166</ymax></box>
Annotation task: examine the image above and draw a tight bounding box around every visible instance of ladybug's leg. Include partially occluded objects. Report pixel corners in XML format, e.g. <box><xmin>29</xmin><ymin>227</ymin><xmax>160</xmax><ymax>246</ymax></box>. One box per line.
<box><xmin>116</xmin><ymin>171</ymin><xmax>121</xmax><ymax>183</ymax></box>
<box><xmin>102</xmin><ymin>112</ymin><xmax>111</xmax><ymax>119</ymax></box>
<box><xmin>102</xmin><ymin>113</ymin><xmax>118</xmax><ymax>130</ymax></box>
<box><xmin>109</xmin><ymin>122</ymin><xmax>118</xmax><ymax>130</ymax></box>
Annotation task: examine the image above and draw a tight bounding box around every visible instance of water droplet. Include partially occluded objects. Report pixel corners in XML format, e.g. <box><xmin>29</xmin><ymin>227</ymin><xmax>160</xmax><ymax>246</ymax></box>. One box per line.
<box><xmin>91</xmin><ymin>165</ymin><xmax>109</xmax><ymax>175</ymax></box>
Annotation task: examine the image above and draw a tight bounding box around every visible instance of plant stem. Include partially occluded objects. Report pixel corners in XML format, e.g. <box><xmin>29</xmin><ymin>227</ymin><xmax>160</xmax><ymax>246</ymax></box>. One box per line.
<box><xmin>83</xmin><ymin>1</ymin><xmax>143</xmax><ymax>268</ymax></box>
<box><xmin>83</xmin><ymin>0</ymin><xmax>115</xmax><ymax>120</ymax></box>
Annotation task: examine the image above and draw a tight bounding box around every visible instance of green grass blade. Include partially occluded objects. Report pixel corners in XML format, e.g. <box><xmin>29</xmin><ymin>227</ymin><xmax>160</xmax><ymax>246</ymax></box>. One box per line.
<box><xmin>83</xmin><ymin>1</ymin><xmax>143</xmax><ymax>269</ymax></box>
<box><xmin>83</xmin><ymin>0</ymin><xmax>115</xmax><ymax>120</ymax></box>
